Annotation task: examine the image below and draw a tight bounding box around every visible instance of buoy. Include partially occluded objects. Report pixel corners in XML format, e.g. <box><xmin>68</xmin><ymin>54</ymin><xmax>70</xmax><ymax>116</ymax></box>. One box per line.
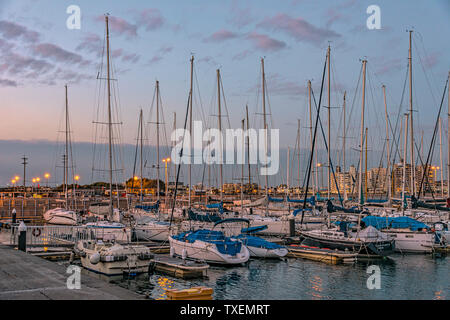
<box><xmin>90</xmin><ymin>252</ymin><xmax>100</xmax><ymax>264</ymax></box>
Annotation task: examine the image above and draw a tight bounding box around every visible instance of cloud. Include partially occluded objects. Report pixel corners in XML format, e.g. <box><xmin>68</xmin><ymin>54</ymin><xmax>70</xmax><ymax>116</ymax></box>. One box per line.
<box><xmin>157</xmin><ymin>45</ymin><xmax>173</xmax><ymax>55</ymax></box>
<box><xmin>33</xmin><ymin>43</ymin><xmax>85</xmax><ymax>65</ymax></box>
<box><xmin>122</xmin><ymin>53</ymin><xmax>140</xmax><ymax>64</ymax></box>
<box><xmin>1</xmin><ymin>52</ymin><xmax>54</xmax><ymax>76</ymax></box>
<box><xmin>0</xmin><ymin>78</ymin><xmax>18</xmax><ymax>87</ymax></box>
<box><xmin>0</xmin><ymin>20</ymin><xmax>40</xmax><ymax>43</ymax></box>
<box><xmin>246</xmin><ymin>32</ymin><xmax>286</xmax><ymax>52</ymax></box>
<box><xmin>95</xmin><ymin>15</ymin><xmax>137</xmax><ymax>38</ymax></box>
<box><xmin>232</xmin><ymin>50</ymin><xmax>252</xmax><ymax>61</ymax></box>
<box><xmin>229</xmin><ymin>1</ymin><xmax>255</xmax><ymax>28</ymax></box>
<box><xmin>76</xmin><ymin>33</ymin><xmax>103</xmax><ymax>57</ymax></box>
<box><xmin>258</xmin><ymin>14</ymin><xmax>340</xmax><ymax>46</ymax></box>
<box><xmin>137</xmin><ymin>8</ymin><xmax>165</xmax><ymax>31</ymax></box>
<box><xmin>422</xmin><ymin>52</ymin><xmax>441</xmax><ymax>69</ymax></box>
<box><xmin>373</xmin><ymin>57</ymin><xmax>405</xmax><ymax>75</ymax></box>
<box><xmin>204</xmin><ymin>29</ymin><xmax>239</xmax><ymax>42</ymax></box>
<box><xmin>148</xmin><ymin>55</ymin><xmax>163</xmax><ymax>65</ymax></box>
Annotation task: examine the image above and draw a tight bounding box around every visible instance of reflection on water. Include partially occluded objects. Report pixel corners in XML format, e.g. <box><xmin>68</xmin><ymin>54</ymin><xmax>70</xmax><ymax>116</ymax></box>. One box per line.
<box><xmin>62</xmin><ymin>254</ymin><xmax>448</xmax><ymax>300</ymax></box>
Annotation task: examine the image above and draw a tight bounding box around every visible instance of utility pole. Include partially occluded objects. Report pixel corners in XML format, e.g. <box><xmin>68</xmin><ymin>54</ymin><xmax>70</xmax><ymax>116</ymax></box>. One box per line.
<box><xmin>22</xmin><ymin>156</ymin><xmax>28</xmax><ymax>195</ymax></box>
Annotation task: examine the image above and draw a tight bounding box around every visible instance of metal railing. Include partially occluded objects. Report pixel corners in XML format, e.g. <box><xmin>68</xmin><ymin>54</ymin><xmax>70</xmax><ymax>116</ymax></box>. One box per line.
<box><xmin>9</xmin><ymin>225</ymin><xmax>130</xmax><ymax>247</ymax></box>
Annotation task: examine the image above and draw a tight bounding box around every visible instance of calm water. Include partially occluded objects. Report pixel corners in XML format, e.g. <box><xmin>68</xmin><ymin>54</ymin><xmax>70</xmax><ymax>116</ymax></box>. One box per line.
<box><xmin>70</xmin><ymin>254</ymin><xmax>449</xmax><ymax>300</ymax></box>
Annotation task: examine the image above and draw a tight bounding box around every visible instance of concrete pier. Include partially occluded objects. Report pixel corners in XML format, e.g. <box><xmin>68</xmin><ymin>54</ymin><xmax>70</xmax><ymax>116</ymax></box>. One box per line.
<box><xmin>0</xmin><ymin>245</ymin><xmax>144</xmax><ymax>300</ymax></box>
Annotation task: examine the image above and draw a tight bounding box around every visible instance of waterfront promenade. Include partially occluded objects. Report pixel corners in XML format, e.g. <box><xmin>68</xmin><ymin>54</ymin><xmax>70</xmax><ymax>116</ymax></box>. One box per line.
<box><xmin>0</xmin><ymin>244</ymin><xmax>143</xmax><ymax>300</ymax></box>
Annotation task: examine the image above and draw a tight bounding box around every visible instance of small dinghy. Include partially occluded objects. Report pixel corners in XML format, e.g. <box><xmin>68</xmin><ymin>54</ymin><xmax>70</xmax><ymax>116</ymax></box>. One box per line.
<box><xmin>75</xmin><ymin>240</ymin><xmax>153</xmax><ymax>276</ymax></box>
<box><xmin>43</xmin><ymin>208</ymin><xmax>78</xmax><ymax>226</ymax></box>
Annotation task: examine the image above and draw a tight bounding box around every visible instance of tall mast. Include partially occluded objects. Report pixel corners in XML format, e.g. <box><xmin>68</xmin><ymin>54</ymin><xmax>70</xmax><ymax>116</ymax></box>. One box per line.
<box><xmin>308</xmin><ymin>80</ymin><xmax>316</xmax><ymax>195</ymax></box>
<box><xmin>327</xmin><ymin>45</ymin><xmax>331</xmax><ymax>199</ymax></box>
<box><xmin>342</xmin><ymin>91</ymin><xmax>347</xmax><ymax>201</ymax></box>
<box><xmin>402</xmin><ymin>113</ymin><xmax>409</xmax><ymax>215</ymax></box>
<box><xmin>297</xmin><ymin>119</ymin><xmax>301</xmax><ymax>191</ymax></box>
<box><xmin>365</xmin><ymin>127</ymin><xmax>368</xmax><ymax>200</ymax></box>
<box><xmin>105</xmin><ymin>15</ymin><xmax>113</xmax><ymax>219</ymax></box>
<box><xmin>261</xmin><ymin>58</ymin><xmax>269</xmax><ymax>204</ymax></box>
<box><xmin>217</xmin><ymin>69</ymin><xmax>224</xmax><ymax>203</ymax></box>
<box><xmin>139</xmin><ymin>109</ymin><xmax>143</xmax><ymax>203</ymax></box>
<box><xmin>287</xmin><ymin>147</ymin><xmax>290</xmax><ymax>198</ymax></box>
<box><xmin>246</xmin><ymin>105</ymin><xmax>251</xmax><ymax>188</ymax></box>
<box><xmin>172</xmin><ymin>112</ymin><xmax>176</xmax><ymax>192</ymax></box>
<box><xmin>383</xmin><ymin>85</ymin><xmax>391</xmax><ymax>205</ymax></box>
<box><xmin>359</xmin><ymin>59</ymin><xmax>367</xmax><ymax>205</ymax></box>
<box><xmin>439</xmin><ymin>117</ymin><xmax>444</xmax><ymax>198</ymax></box>
<box><xmin>241</xmin><ymin>119</ymin><xmax>245</xmax><ymax>214</ymax></box>
<box><xmin>188</xmin><ymin>56</ymin><xmax>194</xmax><ymax>208</ymax></box>
<box><xmin>409</xmin><ymin>30</ymin><xmax>415</xmax><ymax>197</ymax></box>
<box><xmin>447</xmin><ymin>71</ymin><xmax>450</xmax><ymax>198</ymax></box>
<box><xmin>156</xmin><ymin>80</ymin><xmax>161</xmax><ymax>203</ymax></box>
<box><xmin>64</xmin><ymin>85</ymin><xmax>69</xmax><ymax>209</ymax></box>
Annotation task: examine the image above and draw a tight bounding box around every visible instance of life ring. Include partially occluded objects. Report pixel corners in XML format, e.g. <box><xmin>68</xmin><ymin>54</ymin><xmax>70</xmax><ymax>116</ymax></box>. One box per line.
<box><xmin>32</xmin><ymin>228</ymin><xmax>41</xmax><ymax>237</ymax></box>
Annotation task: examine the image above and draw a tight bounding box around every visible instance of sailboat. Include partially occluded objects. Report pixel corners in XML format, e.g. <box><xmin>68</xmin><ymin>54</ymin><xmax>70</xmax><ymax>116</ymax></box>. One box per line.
<box><xmin>44</xmin><ymin>85</ymin><xmax>79</xmax><ymax>226</ymax></box>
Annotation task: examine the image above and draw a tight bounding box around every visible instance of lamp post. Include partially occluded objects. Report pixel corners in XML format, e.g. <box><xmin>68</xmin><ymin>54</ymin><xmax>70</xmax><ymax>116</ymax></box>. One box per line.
<box><xmin>162</xmin><ymin>158</ymin><xmax>171</xmax><ymax>209</ymax></box>
<box><xmin>32</xmin><ymin>178</ymin><xmax>36</xmax><ymax>193</ymax></box>
<box><xmin>11</xmin><ymin>179</ymin><xmax>16</xmax><ymax>202</ymax></box>
<box><xmin>44</xmin><ymin>173</ymin><xmax>50</xmax><ymax>188</ymax></box>
<box><xmin>74</xmin><ymin>175</ymin><xmax>80</xmax><ymax>210</ymax></box>
<box><xmin>133</xmin><ymin>176</ymin><xmax>139</xmax><ymax>196</ymax></box>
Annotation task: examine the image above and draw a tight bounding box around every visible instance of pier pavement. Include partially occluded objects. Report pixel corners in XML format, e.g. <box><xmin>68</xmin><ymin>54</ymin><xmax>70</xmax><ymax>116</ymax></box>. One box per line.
<box><xmin>0</xmin><ymin>245</ymin><xmax>144</xmax><ymax>300</ymax></box>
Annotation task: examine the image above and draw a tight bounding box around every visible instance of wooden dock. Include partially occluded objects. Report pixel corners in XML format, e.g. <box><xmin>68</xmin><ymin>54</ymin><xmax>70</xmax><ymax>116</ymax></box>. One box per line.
<box><xmin>150</xmin><ymin>255</ymin><xmax>209</xmax><ymax>279</ymax></box>
<box><xmin>0</xmin><ymin>245</ymin><xmax>144</xmax><ymax>300</ymax></box>
<box><xmin>287</xmin><ymin>245</ymin><xmax>358</xmax><ymax>265</ymax></box>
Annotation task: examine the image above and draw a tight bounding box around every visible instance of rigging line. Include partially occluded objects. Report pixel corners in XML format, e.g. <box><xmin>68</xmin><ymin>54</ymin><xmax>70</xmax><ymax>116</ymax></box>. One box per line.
<box><xmin>414</xmin><ymin>140</ymin><xmax>436</xmax><ymax>201</ymax></box>
<box><xmin>417</xmin><ymin>78</ymin><xmax>448</xmax><ymax>200</ymax></box>
<box><xmin>300</xmin><ymin>53</ymin><xmax>327</xmax><ymax>225</ymax></box>
<box><xmin>413</xmin><ymin>35</ymin><xmax>438</xmax><ymax>107</ymax></box>
<box><xmin>312</xmin><ymin>87</ymin><xmax>343</xmax><ymax>205</ymax></box>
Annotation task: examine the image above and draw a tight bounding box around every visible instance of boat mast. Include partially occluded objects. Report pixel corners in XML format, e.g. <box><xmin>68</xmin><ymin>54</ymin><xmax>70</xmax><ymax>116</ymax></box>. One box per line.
<box><xmin>365</xmin><ymin>127</ymin><xmax>368</xmax><ymax>200</ymax></box>
<box><xmin>402</xmin><ymin>113</ymin><xmax>409</xmax><ymax>215</ymax></box>
<box><xmin>246</xmin><ymin>105</ymin><xmax>251</xmax><ymax>188</ymax></box>
<box><xmin>439</xmin><ymin>117</ymin><xmax>444</xmax><ymax>198</ymax></box>
<box><xmin>383</xmin><ymin>85</ymin><xmax>391</xmax><ymax>206</ymax></box>
<box><xmin>139</xmin><ymin>109</ymin><xmax>143</xmax><ymax>203</ymax></box>
<box><xmin>287</xmin><ymin>147</ymin><xmax>290</xmax><ymax>199</ymax></box>
<box><xmin>358</xmin><ymin>59</ymin><xmax>367</xmax><ymax>205</ymax></box>
<box><xmin>261</xmin><ymin>58</ymin><xmax>269</xmax><ymax>208</ymax></box>
<box><xmin>297</xmin><ymin>119</ymin><xmax>301</xmax><ymax>192</ymax></box>
<box><xmin>409</xmin><ymin>30</ymin><xmax>416</xmax><ymax>198</ymax></box>
<box><xmin>105</xmin><ymin>15</ymin><xmax>114</xmax><ymax>220</ymax></box>
<box><xmin>156</xmin><ymin>80</ymin><xmax>161</xmax><ymax>203</ymax></box>
<box><xmin>64</xmin><ymin>84</ymin><xmax>69</xmax><ymax>209</ymax></box>
<box><xmin>188</xmin><ymin>56</ymin><xmax>194</xmax><ymax>208</ymax></box>
<box><xmin>308</xmin><ymin>80</ymin><xmax>316</xmax><ymax>195</ymax></box>
<box><xmin>447</xmin><ymin>71</ymin><xmax>450</xmax><ymax>198</ymax></box>
<box><xmin>217</xmin><ymin>69</ymin><xmax>223</xmax><ymax>203</ymax></box>
<box><xmin>343</xmin><ymin>91</ymin><xmax>347</xmax><ymax>201</ymax></box>
<box><xmin>327</xmin><ymin>45</ymin><xmax>331</xmax><ymax>200</ymax></box>
<box><xmin>241</xmin><ymin>119</ymin><xmax>245</xmax><ymax>214</ymax></box>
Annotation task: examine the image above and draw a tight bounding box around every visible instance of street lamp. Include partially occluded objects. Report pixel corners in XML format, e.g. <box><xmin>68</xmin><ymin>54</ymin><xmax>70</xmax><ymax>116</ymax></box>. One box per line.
<box><xmin>44</xmin><ymin>173</ymin><xmax>50</xmax><ymax>188</ymax></box>
<box><xmin>162</xmin><ymin>158</ymin><xmax>171</xmax><ymax>208</ymax></box>
<box><xmin>74</xmin><ymin>175</ymin><xmax>80</xmax><ymax>209</ymax></box>
<box><xmin>32</xmin><ymin>178</ymin><xmax>36</xmax><ymax>193</ymax></box>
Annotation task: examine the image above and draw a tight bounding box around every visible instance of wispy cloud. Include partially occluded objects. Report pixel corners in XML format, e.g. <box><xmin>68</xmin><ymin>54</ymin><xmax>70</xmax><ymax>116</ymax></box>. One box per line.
<box><xmin>0</xmin><ymin>20</ymin><xmax>40</xmax><ymax>43</ymax></box>
<box><xmin>137</xmin><ymin>8</ymin><xmax>165</xmax><ymax>31</ymax></box>
<box><xmin>0</xmin><ymin>78</ymin><xmax>18</xmax><ymax>87</ymax></box>
<box><xmin>246</xmin><ymin>32</ymin><xmax>286</xmax><ymax>52</ymax></box>
<box><xmin>32</xmin><ymin>43</ymin><xmax>86</xmax><ymax>65</ymax></box>
<box><xmin>204</xmin><ymin>29</ymin><xmax>239</xmax><ymax>43</ymax></box>
<box><xmin>94</xmin><ymin>15</ymin><xmax>137</xmax><ymax>38</ymax></box>
<box><xmin>229</xmin><ymin>1</ymin><xmax>255</xmax><ymax>28</ymax></box>
<box><xmin>258</xmin><ymin>14</ymin><xmax>340</xmax><ymax>46</ymax></box>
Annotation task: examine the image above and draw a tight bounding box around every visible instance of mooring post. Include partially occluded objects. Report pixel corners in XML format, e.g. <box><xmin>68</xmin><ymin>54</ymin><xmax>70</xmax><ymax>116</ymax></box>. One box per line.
<box><xmin>18</xmin><ymin>221</ymin><xmax>27</xmax><ymax>252</ymax></box>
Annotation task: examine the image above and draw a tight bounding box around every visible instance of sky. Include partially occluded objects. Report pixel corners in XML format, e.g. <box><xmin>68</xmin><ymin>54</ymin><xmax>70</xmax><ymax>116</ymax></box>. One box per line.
<box><xmin>0</xmin><ymin>0</ymin><xmax>449</xmax><ymax>186</ymax></box>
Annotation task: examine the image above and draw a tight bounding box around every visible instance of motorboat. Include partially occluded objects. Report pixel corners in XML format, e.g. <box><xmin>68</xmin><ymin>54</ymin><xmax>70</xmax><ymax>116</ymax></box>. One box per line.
<box><xmin>134</xmin><ymin>216</ymin><xmax>177</xmax><ymax>242</ymax></box>
<box><xmin>169</xmin><ymin>229</ymin><xmax>250</xmax><ymax>265</ymax></box>
<box><xmin>75</xmin><ymin>240</ymin><xmax>153</xmax><ymax>276</ymax></box>
<box><xmin>43</xmin><ymin>208</ymin><xmax>78</xmax><ymax>226</ymax></box>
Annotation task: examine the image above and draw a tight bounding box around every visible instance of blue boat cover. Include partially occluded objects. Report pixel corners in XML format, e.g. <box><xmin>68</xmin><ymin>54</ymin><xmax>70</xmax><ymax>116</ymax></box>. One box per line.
<box><xmin>287</xmin><ymin>196</ymin><xmax>316</xmax><ymax>206</ymax></box>
<box><xmin>362</xmin><ymin>216</ymin><xmax>430</xmax><ymax>231</ymax></box>
<box><xmin>292</xmin><ymin>208</ymin><xmax>312</xmax><ymax>216</ymax></box>
<box><xmin>241</xmin><ymin>225</ymin><xmax>268</xmax><ymax>233</ymax></box>
<box><xmin>268</xmin><ymin>196</ymin><xmax>284</xmax><ymax>203</ymax></box>
<box><xmin>188</xmin><ymin>209</ymin><xmax>222</xmax><ymax>222</ymax></box>
<box><xmin>135</xmin><ymin>200</ymin><xmax>160</xmax><ymax>212</ymax></box>
<box><xmin>172</xmin><ymin>230</ymin><xmax>242</xmax><ymax>256</ymax></box>
<box><xmin>234</xmin><ymin>235</ymin><xmax>283</xmax><ymax>249</ymax></box>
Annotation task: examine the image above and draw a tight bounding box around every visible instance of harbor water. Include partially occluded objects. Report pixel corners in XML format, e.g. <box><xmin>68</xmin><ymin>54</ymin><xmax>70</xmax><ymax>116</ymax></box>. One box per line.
<box><xmin>67</xmin><ymin>254</ymin><xmax>449</xmax><ymax>300</ymax></box>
